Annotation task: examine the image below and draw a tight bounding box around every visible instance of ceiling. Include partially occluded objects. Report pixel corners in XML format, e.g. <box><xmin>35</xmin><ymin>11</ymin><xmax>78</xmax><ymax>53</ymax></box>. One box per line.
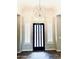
<box><xmin>17</xmin><ymin>0</ymin><xmax>61</xmax><ymax>15</ymax></box>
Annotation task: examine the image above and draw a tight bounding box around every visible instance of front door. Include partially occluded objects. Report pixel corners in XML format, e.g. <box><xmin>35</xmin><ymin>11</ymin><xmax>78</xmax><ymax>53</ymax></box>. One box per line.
<box><xmin>33</xmin><ymin>23</ymin><xmax>45</xmax><ymax>51</ymax></box>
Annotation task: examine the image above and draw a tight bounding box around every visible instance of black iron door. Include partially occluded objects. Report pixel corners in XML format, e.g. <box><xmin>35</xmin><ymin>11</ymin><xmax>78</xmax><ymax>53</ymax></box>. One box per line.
<box><xmin>33</xmin><ymin>23</ymin><xmax>45</xmax><ymax>51</ymax></box>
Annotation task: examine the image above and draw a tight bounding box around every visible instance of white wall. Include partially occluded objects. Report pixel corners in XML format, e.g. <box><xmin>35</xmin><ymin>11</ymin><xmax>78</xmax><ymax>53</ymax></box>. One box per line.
<box><xmin>17</xmin><ymin>15</ymin><xmax>61</xmax><ymax>52</ymax></box>
<box><xmin>21</xmin><ymin>16</ymin><xmax>58</xmax><ymax>51</ymax></box>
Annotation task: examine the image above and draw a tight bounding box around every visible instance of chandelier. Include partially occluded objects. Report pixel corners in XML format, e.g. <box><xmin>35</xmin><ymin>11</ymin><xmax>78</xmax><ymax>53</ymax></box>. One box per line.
<box><xmin>33</xmin><ymin>0</ymin><xmax>46</xmax><ymax>20</ymax></box>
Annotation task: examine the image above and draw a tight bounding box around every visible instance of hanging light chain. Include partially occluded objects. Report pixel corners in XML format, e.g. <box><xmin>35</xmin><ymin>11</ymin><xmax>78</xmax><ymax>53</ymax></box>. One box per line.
<box><xmin>38</xmin><ymin>0</ymin><xmax>41</xmax><ymax>17</ymax></box>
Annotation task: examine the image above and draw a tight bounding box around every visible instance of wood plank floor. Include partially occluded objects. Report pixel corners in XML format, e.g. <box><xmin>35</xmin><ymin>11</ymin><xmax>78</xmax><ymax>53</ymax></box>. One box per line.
<box><xmin>17</xmin><ymin>51</ymin><xmax>61</xmax><ymax>59</ymax></box>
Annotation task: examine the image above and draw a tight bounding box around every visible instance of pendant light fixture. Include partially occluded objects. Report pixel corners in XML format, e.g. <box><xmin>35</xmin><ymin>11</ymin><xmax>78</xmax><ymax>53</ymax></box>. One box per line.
<box><xmin>33</xmin><ymin>0</ymin><xmax>46</xmax><ymax>20</ymax></box>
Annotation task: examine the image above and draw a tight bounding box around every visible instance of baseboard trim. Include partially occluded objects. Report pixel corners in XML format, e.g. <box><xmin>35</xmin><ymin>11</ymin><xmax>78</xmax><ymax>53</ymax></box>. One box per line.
<box><xmin>17</xmin><ymin>50</ymin><xmax>61</xmax><ymax>56</ymax></box>
<box><xmin>56</xmin><ymin>50</ymin><xmax>61</xmax><ymax>53</ymax></box>
<box><xmin>17</xmin><ymin>51</ymin><xmax>21</xmax><ymax>53</ymax></box>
